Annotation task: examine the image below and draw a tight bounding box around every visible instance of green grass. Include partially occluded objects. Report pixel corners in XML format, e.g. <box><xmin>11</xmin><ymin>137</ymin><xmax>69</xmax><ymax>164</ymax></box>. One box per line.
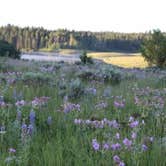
<box><xmin>0</xmin><ymin>58</ymin><xmax>165</xmax><ymax>166</ymax></box>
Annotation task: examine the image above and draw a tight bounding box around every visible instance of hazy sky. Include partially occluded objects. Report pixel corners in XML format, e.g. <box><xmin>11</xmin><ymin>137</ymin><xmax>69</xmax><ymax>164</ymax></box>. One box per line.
<box><xmin>0</xmin><ymin>0</ymin><xmax>165</xmax><ymax>32</ymax></box>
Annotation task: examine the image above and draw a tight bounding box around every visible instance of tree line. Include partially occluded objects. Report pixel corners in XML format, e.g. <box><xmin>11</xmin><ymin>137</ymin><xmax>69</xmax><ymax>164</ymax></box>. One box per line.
<box><xmin>0</xmin><ymin>24</ymin><xmax>151</xmax><ymax>52</ymax></box>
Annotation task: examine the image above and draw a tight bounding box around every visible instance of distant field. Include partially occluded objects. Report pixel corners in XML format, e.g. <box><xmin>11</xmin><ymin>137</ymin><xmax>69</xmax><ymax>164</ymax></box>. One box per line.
<box><xmin>24</xmin><ymin>49</ymin><xmax>148</xmax><ymax>68</ymax></box>
<box><xmin>38</xmin><ymin>48</ymin><xmax>81</xmax><ymax>55</ymax></box>
<box><xmin>88</xmin><ymin>52</ymin><xmax>148</xmax><ymax>68</ymax></box>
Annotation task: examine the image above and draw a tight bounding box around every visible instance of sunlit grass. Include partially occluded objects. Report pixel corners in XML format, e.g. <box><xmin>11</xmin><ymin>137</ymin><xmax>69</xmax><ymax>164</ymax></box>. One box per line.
<box><xmin>88</xmin><ymin>52</ymin><xmax>148</xmax><ymax>68</ymax></box>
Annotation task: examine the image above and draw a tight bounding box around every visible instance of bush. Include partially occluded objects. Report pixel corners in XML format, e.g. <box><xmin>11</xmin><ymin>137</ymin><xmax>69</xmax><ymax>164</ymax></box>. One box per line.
<box><xmin>141</xmin><ymin>30</ymin><xmax>166</xmax><ymax>67</ymax></box>
<box><xmin>0</xmin><ymin>40</ymin><xmax>20</xmax><ymax>59</ymax></box>
<box><xmin>80</xmin><ymin>50</ymin><xmax>93</xmax><ymax>64</ymax></box>
<box><xmin>68</xmin><ymin>78</ymin><xmax>85</xmax><ymax>99</ymax></box>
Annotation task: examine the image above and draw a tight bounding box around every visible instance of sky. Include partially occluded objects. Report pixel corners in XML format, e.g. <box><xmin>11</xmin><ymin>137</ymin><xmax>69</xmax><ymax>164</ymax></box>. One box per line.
<box><xmin>0</xmin><ymin>0</ymin><xmax>166</xmax><ymax>32</ymax></box>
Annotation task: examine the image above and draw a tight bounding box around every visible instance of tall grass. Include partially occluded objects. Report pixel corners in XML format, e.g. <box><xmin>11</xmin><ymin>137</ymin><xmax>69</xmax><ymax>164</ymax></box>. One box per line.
<box><xmin>0</xmin><ymin>58</ymin><xmax>165</xmax><ymax>166</ymax></box>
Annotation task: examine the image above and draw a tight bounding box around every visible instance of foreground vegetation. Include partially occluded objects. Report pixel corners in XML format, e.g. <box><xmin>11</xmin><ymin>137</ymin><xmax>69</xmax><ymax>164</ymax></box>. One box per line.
<box><xmin>0</xmin><ymin>57</ymin><xmax>165</xmax><ymax>166</ymax></box>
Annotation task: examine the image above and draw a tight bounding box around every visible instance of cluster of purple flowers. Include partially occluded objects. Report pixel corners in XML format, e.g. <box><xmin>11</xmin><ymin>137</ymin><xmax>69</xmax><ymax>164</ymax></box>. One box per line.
<box><xmin>15</xmin><ymin>100</ymin><xmax>26</xmax><ymax>107</ymax></box>
<box><xmin>1</xmin><ymin>72</ymin><xmax>22</xmax><ymax>84</ymax></box>
<box><xmin>114</xmin><ymin>100</ymin><xmax>125</xmax><ymax>109</ymax></box>
<box><xmin>63</xmin><ymin>102</ymin><xmax>81</xmax><ymax>113</ymax></box>
<box><xmin>113</xmin><ymin>155</ymin><xmax>125</xmax><ymax>166</ymax></box>
<box><xmin>92</xmin><ymin>139</ymin><xmax>100</xmax><ymax>151</ymax></box>
<box><xmin>129</xmin><ymin>117</ymin><xmax>139</xmax><ymax>128</ymax></box>
<box><xmin>21</xmin><ymin>123</ymin><xmax>34</xmax><ymax>143</ymax></box>
<box><xmin>74</xmin><ymin>118</ymin><xmax>119</xmax><ymax>129</ymax></box>
<box><xmin>32</xmin><ymin>96</ymin><xmax>50</xmax><ymax>107</ymax></box>
<box><xmin>123</xmin><ymin>138</ymin><xmax>132</xmax><ymax>149</ymax></box>
<box><xmin>133</xmin><ymin>87</ymin><xmax>166</xmax><ymax>110</ymax></box>
<box><xmin>9</xmin><ymin>148</ymin><xmax>16</xmax><ymax>153</ymax></box>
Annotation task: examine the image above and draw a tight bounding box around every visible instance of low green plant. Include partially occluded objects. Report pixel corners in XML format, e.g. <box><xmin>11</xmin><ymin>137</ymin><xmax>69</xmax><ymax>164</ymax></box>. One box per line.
<box><xmin>80</xmin><ymin>50</ymin><xmax>93</xmax><ymax>64</ymax></box>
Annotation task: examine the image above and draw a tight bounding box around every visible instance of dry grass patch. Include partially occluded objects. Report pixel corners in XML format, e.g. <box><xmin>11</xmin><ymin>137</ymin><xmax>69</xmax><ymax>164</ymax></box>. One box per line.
<box><xmin>88</xmin><ymin>52</ymin><xmax>148</xmax><ymax>68</ymax></box>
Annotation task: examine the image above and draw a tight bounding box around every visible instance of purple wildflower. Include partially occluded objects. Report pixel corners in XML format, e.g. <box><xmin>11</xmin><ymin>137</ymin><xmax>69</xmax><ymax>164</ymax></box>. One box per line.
<box><xmin>113</xmin><ymin>155</ymin><xmax>121</xmax><ymax>163</ymax></box>
<box><xmin>142</xmin><ymin>144</ymin><xmax>148</xmax><ymax>151</ymax></box>
<box><xmin>131</xmin><ymin>132</ymin><xmax>137</xmax><ymax>139</ymax></box>
<box><xmin>74</xmin><ymin>119</ymin><xmax>82</xmax><ymax>124</ymax></box>
<box><xmin>111</xmin><ymin>143</ymin><xmax>121</xmax><ymax>150</ymax></box>
<box><xmin>92</xmin><ymin>139</ymin><xmax>100</xmax><ymax>151</ymax></box>
<box><xmin>103</xmin><ymin>143</ymin><xmax>110</xmax><ymax>150</ymax></box>
<box><xmin>21</xmin><ymin>123</ymin><xmax>27</xmax><ymax>131</ymax></box>
<box><xmin>29</xmin><ymin>111</ymin><xmax>35</xmax><ymax>124</ymax></box>
<box><xmin>114</xmin><ymin>101</ymin><xmax>125</xmax><ymax>108</ymax></box>
<box><xmin>119</xmin><ymin>161</ymin><xmax>125</xmax><ymax>166</ymax></box>
<box><xmin>123</xmin><ymin>138</ymin><xmax>132</xmax><ymax>148</ymax></box>
<box><xmin>9</xmin><ymin>148</ymin><xmax>16</xmax><ymax>153</ymax></box>
<box><xmin>27</xmin><ymin>124</ymin><xmax>33</xmax><ymax>136</ymax></box>
<box><xmin>15</xmin><ymin>100</ymin><xmax>25</xmax><ymax>107</ymax></box>
<box><xmin>129</xmin><ymin>120</ymin><xmax>139</xmax><ymax>128</ymax></box>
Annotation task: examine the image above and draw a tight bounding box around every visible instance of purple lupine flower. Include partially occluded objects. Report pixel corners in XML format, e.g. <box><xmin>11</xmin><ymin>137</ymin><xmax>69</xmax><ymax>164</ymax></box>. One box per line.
<box><xmin>123</xmin><ymin>138</ymin><xmax>132</xmax><ymax>148</ymax></box>
<box><xmin>29</xmin><ymin>111</ymin><xmax>35</xmax><ymax>124</ymax></box>
<box><xmin>27</xmin><ymin>124</ymin><xmax>33</xmax><ymax>136</ymax></box>
<box><xmin>15</xmin><ymin>100</ymin><xmax>25</xmax><ymax>107</ymax></box>
<box><xmin>113</xmin><ymin>155</ymin><xmax>121</xmax><ymax>163</ymax></box>
<box><xmin>103</xmin><ymin>143</ymin><xmax>110</xmax><ymax>150</ymax></box>
<box><xmin>47</xmin><ymin>116</ymin><xmax>52</xmax><ymax>125</ymax></box>
<box><xmin>74</xmin><ymin>119</ymin><xmax>81</xmax><ymax>124</ymax></box>
<box><xmin>116</xmin><ymin>133</ymin><xmax>120</xmax><ymax>139</ymax></box>
<box><xmin>9</xmin><ymin>148</ymin><xmax>16</xmax><ymax>153</ymax></box>
<box><xmin>119</xmin><ymin>161</ymin><xmax>125</xmax><ymax>166</ymax></box>
<box><xmin>21</xmin><ymin>123</ymin><xmax>27</xmax><ymax>131</ymax></box>
<box><xmin>131</xmin><ymin>132</ymin><xmax>137</xmax><ymax>139</ymax></box>
<box><xmin>63</xmin><ymin>103</ymin><xmax>80</xmax><ymax>113</ymax></box>
<box><xmin>111</xmin><ymin>143</ymin><xmax>121</xmax><ymax>150</ymax></box>
<box><xmin>92</xmin><ymin>139</ymin><xmax>100</xmax><ymax>151</ymax></box>
<box><xmin>112</xmin><ymin>120</ymin><xmax>119</xmax><ymax>128</ymax></box>
<box><xmin>129</xmin><ymin>120</ymin><xmax>139</xmax><ymax>128</ymax></box>
<box><xmin>114</xmin><ymin>101</ymin><xmax>125</xmax><ymax>108</ymax></box>
<box><xmin>142</xmin><ymin>144</ymin><xmax>148</xmax><ymax>151</ymax></box>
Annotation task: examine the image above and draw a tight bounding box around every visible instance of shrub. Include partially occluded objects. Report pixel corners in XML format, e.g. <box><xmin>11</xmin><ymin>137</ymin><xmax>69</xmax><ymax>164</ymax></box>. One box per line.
<box><xmin>97</xmin><ymin>66</ymin><xmax>122</xmax><ymax>84</ymax></box>
<box><xmin>141</xmin><ymin>30</ymin><xmax>166</xmax><ymax>67</ymax></box>
<box><xmin>0</xmin><ymin>40</ymin><xmax>20</xmax><ymax>59</ymax></box>
<box><xmin>68</xmin><ymin>78</ymin><xmax>85</xmax><ymax>99</ymax></box>
<box><xmin>80</xmin><ymin>50</ymin><xmax>93</xmax><ymax>64</ymax></box>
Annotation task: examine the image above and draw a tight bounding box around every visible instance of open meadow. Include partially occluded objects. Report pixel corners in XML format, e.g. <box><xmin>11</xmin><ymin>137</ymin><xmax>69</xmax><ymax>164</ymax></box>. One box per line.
<box><xmin>88</xmin><ymin>52</ymin><xmax>148</xmax><ymax>68</ymax></box>
<box><xmin>0</xmin><ymin>56</ymin><xmax>165</xmax><ymax>166</ymax></box>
